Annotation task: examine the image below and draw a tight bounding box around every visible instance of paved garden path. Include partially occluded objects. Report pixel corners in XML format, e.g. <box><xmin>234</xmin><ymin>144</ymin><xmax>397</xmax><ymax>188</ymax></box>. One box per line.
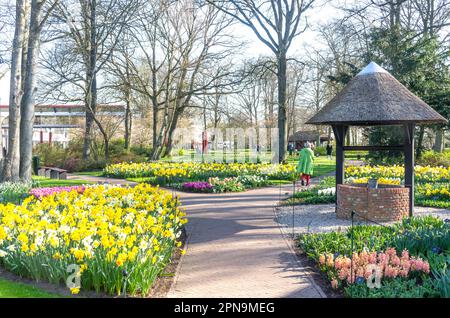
<box><xmin>68</xmin><ymin>173</ymin><xmax>325</xmax><ymax>298</ymax></box>
<box><xmin>167</xmin><ymin>184</ymin><xmax>325</xmax><ymax>298</ymax></box>
<box><xmin>68</xmin><ymin>174</ymin><xmax>137</xmax><ymax>186</ymax></box>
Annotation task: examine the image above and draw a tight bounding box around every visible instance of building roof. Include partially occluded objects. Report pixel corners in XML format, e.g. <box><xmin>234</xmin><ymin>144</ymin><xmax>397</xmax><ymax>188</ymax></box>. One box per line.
<box><xmin>288</xmin><ymin>130</ymin><xmax>331</xmax><ymax>142</ymax></box>
<box><xmin>1</xmin><ymin>124</ymin><xmax>81</xmax><ymax>129</ymax></box>
<box><xmin>306</xmin><ymin>62</ymin><xmax>448</xmax><ymax>126</ymax></box>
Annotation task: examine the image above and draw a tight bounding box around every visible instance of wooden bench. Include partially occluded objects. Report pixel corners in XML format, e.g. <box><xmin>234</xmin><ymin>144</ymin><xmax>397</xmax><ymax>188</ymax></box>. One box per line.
<box><xmin>38</xmin><ymin>166</ymin><xmax>68</xmax><ymax>180</ymax></box>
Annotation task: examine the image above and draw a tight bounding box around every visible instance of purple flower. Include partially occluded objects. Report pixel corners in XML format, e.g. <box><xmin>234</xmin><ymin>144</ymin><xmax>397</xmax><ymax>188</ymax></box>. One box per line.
<box><xmin>30</xmin><ymin>186</ymin><xmax>85</xmax><ymax>198</ymax></box>
<box><xmin>431</xmin><ymin>246</ymin><xmax>442</xmax><ymax>254</ymax></box>
<box><xmin>182</xmin><ymin>181</ymin><xmax>213</xmax><ymax>192</ymax></box>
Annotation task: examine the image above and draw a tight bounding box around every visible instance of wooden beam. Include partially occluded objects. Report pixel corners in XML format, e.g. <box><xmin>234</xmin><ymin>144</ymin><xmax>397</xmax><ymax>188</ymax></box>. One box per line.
<box><xmin>333</xmin><ymin>125</ymin><xmax>348</xmax><ymax>186</ymax></box>
<box><xmin>404</xmin><ymin>123</ymin><xmax>415</xmax><ymax>217</ymax></box>
<box><xmin>343</xmin><ymin>145</ymin><xmax>404</xmax><ymax>151</ymax></box>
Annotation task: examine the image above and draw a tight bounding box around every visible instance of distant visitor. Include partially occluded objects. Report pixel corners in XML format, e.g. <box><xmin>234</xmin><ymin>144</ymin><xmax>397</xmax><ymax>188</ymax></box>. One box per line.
<box><xmin>297</xmin><ymin>142</ymin><xmax>315</xmax><ymax>186</ymax></box>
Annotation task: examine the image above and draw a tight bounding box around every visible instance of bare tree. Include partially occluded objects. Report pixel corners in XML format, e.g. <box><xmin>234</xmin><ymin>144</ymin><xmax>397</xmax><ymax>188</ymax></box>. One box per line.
<box><xmin>207</xmin><ymin>0</ymin><xmax>316</xmax><ymax>162</ymax></box>
<box><xmin>2</xmin><ymin>0</ymin><xmax>28</xmax><ymax>182</ymax></box>
<box><xmin>125</xmin><ymin>0</ymin><xmax>239</xmax><ymax>159</ymax></box>
<box><xmin>19</xmin><ymin>0</ymin><xmax>59</xmax><ymax>181</ymax></box>
<box><xmin>42</xmin><ymin>0</ymin><xmax>141</xmax><ymax>160</ymax></box>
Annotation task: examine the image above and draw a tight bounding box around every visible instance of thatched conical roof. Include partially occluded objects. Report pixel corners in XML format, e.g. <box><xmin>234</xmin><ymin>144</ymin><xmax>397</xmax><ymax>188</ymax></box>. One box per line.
<box><xmin>306</xmin><ymin>62</ymin><xmax>447</xmax><ymax>126</ymax></box>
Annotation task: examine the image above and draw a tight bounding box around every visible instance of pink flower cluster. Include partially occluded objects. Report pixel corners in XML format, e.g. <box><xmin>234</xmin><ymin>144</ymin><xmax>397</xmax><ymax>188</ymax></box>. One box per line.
<box><xmin>30</xmin><ymin>186</ymin><xmax>86</xmax><ymax>198</ymax></box>
<box><xmin>319</xmin><ymin>248</ymin><xmax>430</xmax><ymax>289</ymax></box>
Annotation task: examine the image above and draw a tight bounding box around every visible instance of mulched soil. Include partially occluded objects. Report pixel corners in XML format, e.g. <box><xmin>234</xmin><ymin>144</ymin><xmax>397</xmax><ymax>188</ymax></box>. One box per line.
<box><xmin>148</xmin><ymin>227</ymin><xmax>187</xmax><ymax>298</ymax></box>
<box><xmin>291</xmin><ymin>243</ymin><xmax>344</xmax><ymax>298</ymax></box>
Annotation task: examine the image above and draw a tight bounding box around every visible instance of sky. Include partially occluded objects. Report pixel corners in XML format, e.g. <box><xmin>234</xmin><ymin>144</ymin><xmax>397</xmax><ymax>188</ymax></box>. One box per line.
<box><xmin>0</xmin><ymin>1</ymin><xmax>343</xmax><ymax>105</ymax></box>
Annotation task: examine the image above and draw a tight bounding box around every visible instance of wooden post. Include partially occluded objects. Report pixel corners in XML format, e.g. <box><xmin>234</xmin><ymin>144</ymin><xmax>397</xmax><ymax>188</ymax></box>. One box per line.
<box><xmin>332</xmin><ymin>125</ymin><xmax>348</xmax><ymax>214</ymax></box>
<box><xmin>332</xmin><ymin>125</ymin><xmax>348</xmax><ymax>186</ymax></box>
<box><xmin>404</xmin><ymin>123</ymin><xmax>415</xmax><ymax>217</ymax></box>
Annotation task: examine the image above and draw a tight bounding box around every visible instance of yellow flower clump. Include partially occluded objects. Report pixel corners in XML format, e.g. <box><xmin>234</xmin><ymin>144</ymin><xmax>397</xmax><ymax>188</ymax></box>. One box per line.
<box><xmin>104</xmin><ymin>162</ymin><xmax>297</xmax><ymax>180</ymax></box>
<box><xmin>417</xmin><ymin>183</ymin><xmax>450</xmax><ymax>199</ymax></box>
<box><xmin>345</xmin><ymin>165</ymin><xmax>450</xmax><ymax>183</ymax></box>
<box><xmin>350</xmin><ymin>177</ymin><xmax>401</xmax><ymax>185</ymax></box>
<box><xmin>0</xmin><ymin>183</ymin><xmax>186</xmax><ymax>296</ymax></box>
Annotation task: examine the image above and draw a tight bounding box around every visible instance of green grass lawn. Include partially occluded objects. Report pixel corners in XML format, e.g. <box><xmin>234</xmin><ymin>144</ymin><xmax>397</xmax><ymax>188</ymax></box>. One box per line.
<box><xmin>0</xmin><ymin>278</ymin><xmax>60</xmax><ymax>298</ymax></box>
<box><xmin>312</xmin><ymin>157</ymin><xmax>336</xmax><ymax>177</ymax></box>
<box><xmin>288</xmin><ymin>155</ymin><xmax>336</xmax><ymax>177</ymax></box>
<box><xmin>71</xmin><ymin>170</ymin><xmax>104</xmax><ymax>177</ymax></box>
<box><xmin>32</xmin><ymin>176</ymin><xmax>93</xmax><ymax>188</ymax></box>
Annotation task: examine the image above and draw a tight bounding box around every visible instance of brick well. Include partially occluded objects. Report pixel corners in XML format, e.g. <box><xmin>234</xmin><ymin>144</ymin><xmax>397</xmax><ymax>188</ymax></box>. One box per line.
<box><xmin>336</xmin><ymin>184</ymin><xmax>409</xmax><ymax>222</ymax></box>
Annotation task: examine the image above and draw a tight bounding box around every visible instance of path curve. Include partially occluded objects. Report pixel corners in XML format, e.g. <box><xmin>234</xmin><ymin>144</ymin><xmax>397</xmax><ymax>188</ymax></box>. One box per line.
<box><xmin>69</xmin><ymin>174</ymin><xmax>325</xmax><ymax>298</ymax></box>
<box><xmin>168</xmin><ymin>185</ymin><xmax>325</xmax><ymax>298</ymax></box>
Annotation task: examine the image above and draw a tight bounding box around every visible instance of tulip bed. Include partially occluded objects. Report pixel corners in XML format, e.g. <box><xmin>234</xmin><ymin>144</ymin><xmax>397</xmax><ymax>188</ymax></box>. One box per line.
<box><xmin>104</xmin><ymin>162</ymin><xmax>297</xmax><ymax>192</ymax></box>
<box><xmin>298</xmin><ymin>216</ymin><xmax>450</xmax><ymax>298</ymax></box>
<box><xmin>0</xmin><ymin>183</ymin><xmax>187</xmax><ymax>296</ymax></box>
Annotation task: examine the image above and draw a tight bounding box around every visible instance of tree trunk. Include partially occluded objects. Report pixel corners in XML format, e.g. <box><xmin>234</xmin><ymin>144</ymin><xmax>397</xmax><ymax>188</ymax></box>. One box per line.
<box><xmin>277</xmin><ymin>50</ymin><xmax>287</xmax><ymax>163</ymax></box>
<box><xmin>151</xmin><ymin>99</ymin><xmax>158</xmax><ymax>155</ymax></box>
<box><xmin>83</xmin><ymin>0</ymin><xmax>97</xmax><ymax>161</ymax></box>
<box><xmin>153</xmin><ymin>102</ymin><xmax>169</xmax><ymax>160</ymax></box>
<box><xmin>416</xmin><ymin>126</ymin><xmax>425</xmax><ymax>158</ymax></box>
<box><xmin>163</xmin><ymin>108</ymin><xmax>182</xmax><ymax>158</ymax></box>
<box><xmin>2</xmin><ymin>0</ymin><xmax>27</xmax><ymax>182</ymax></box>
<box><xmin>0</xmin><ymin>110</ymin><xmax>3</xmax><ymax>169</ymax></box>
<box><xmin>124</xmin><ymin>61</ymin><xmax>132</xmax><ymax>150</ymax></box>
<box><xmin>433</xmin><ymin>127</ymin><xmax>444</xmax><ymax>152</ymax></box>
<box><xmin>124</xmin><ymin>98</ymin><xmax>131</xmax><ymax>150</ymax></box>
<box><xmin>316</xmin><ymin>127</ymin><xmax>321</xmax><ymax>147</ymax></box>
<box><xmin>20</xmin><ymin>0</ymin><xmax>43</xmax><ymax>182</ymax></box>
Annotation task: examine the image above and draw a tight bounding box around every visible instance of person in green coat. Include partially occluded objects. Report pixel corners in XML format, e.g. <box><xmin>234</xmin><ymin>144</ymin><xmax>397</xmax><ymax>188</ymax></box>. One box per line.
<box><xmin>297</xmin><ymin>142</ymin><xmax>315</xmax><ymax>186</ymax></box>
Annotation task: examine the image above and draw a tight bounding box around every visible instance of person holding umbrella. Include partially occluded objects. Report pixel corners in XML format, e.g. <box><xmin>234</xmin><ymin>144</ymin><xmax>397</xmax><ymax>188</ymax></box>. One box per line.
<box><xmin>297</xmin><ymin>142</ymin><xmax>315</xmax><ymax>186</ymax></box>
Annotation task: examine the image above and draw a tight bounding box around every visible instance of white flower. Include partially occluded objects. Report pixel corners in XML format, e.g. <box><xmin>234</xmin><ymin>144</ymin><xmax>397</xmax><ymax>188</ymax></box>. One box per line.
<box><xmin>35</xmin><ymin>233</ymin><xmax>44</xmax><ymax>247</ymax></box>
<box><xmin>139</xmin><ymin>240</ymin><xmax>148</xmax><ymax>251</ymax></box>
<box><xmin>0</xmin><ymin>249</ymin><xmax>7</xmax><ymax>257</ymax></box>
<box><xmin>124</xmin><ymin>213</ymin><xmax>135</xmax><ymax>224</ymax></box>
<box><xmin>318</xmin><ymin>187</ymin><xmax>336</xmax><ymax>196</ymax></box>
<box><xmin>82</xmin><ymin>236</ymin><xmax>93</xmax><ymax>250</ymax></box>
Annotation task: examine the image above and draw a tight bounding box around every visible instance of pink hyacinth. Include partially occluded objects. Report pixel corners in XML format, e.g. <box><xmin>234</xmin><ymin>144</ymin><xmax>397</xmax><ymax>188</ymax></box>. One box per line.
<box><xmin>331</xmin><ymin>279</ymin><xmax>339</xmax><ymax>289</ymax></box>
<box><xmin>319</xmin><ymin>247</ymin><xmax>431</xmax><ymax>289</ymax></box>
<box><xmin>30</xmin><ymin>186</ymin><xmax>85</xmax><ymax>198</ymax></box>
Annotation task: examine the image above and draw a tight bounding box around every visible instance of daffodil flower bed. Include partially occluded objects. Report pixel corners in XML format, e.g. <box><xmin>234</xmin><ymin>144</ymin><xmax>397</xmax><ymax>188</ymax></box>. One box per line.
<box><xmin>103</xmin><ymin>162</ymin><xmax>297</xmax><ymax>182</ymax></box>
<box><xmin>345</xmin><ymin>165</ymin><xmax>450</xmax><ymax>183</ymax></box>
<box><xmin>416</xmin><ymin>183</ymin><xmax>450</xmax><ymax>208</ymax></box>
<box><xmin>417</xmin><ymin>183</ymin><xmax>450</xmax><ymax>200</ymax></box>
<box><xmin>0</xmin><ymin>184</ymin><xmax>187</xmax><ymax>296</ymax></box>
<box><xmin>346</xmin><ymin>177</ymin><xmax>401</xmax><ymax>185</ymax></box>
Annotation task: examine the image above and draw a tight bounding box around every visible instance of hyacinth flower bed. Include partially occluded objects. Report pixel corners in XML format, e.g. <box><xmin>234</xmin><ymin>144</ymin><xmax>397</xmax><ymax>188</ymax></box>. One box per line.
<box><xmin>178</xmin><ymin>175</ymin><xmax>269</xmax><ymax>193</ymax></box>
<box><xmin>0</xmin><ymin>183</ymin><xmax>187</xmax><ymax>296</ymax></box>
<box><xmin>182</xmin><ymin>182</ymin><xmax>213</xmax><ymax>193</ymax></box>
<box><xmin>298</xmin><ymin>217</ymin><xmax>449</xmax><ymax>297</ymax></box>
<box><xmin>29</xmin><ymin>186</ymin><xmax>86</xmax><ymax>198</ymax></box>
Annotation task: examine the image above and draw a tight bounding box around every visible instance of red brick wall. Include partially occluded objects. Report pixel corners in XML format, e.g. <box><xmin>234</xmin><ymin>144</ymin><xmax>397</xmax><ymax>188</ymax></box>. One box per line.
<box><xmin>337</xmin><ymin>184</ymin><xmax>409</xmax><ymax>222</ymax></box>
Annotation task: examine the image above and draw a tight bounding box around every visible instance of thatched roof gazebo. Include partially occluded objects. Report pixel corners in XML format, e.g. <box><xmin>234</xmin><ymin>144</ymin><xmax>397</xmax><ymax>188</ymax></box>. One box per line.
<box><xmin>306</xmin><ymin>61</ymin><xmax>447</xmax><ymax>217</ymax></box>
<box><xmin>288</xmin><ymin>130</ymin><xmax>332</xmax><ymax>149</ymax></box>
